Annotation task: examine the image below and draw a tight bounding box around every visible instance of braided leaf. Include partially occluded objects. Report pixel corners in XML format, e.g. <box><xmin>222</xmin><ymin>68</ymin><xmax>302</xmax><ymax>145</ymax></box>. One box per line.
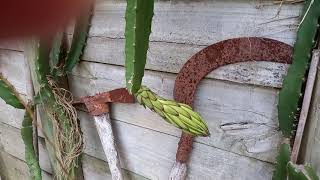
<box><xmin>0</xmin><ymin>73</ymin><xmax>24</xmax><ymax>109</ymax></box>
<box><xmin>136</xmin><ymin>86</ymin><xmax>209</xmax><ymax>136</ymax></box>
<box><xmin>64</xmin><ymin>6</ymin><xmax>92</xmax><ymax>73</ymax></box>
<box><xmin>272</xmin><ymin>143</ymin><xmax>291</xmax><ymax>180</ymax></box>
<box><xmin>21</xmin><ymin>110</ymin><xmax>42</xmax><ymax>180</ymax></box>
<box><xmin>125</xmin><ymin>0</ymin><xmax>154</xmax><ymax>94</ymax></box>
<box><xmin>278</xmin><ymin>0</ymin><xmax>320</xmax><ymax>137</ymax></box>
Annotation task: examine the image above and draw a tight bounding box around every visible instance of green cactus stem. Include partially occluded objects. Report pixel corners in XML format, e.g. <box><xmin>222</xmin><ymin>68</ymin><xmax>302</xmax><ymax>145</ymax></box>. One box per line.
<box><xmin>32</xmin><ymin>39</ymin><xmax>83</xmax><ymax>180</ymax></box>
<box><xmin>272</xmin><ymin>143</ymin><xmax>291</xmax><ymax>180</ymax></box>
<box><xmin>0</xmin><ymin>73</ymin><xmax>24</xmax><ymax>109</ymax></box>
<box><xmin>287</xmin><ymin>162</ymin><xmax>319</xmax><ymax>180</ymax></box>
<box><xmin>125</xmin><ymin>0</ymin><xmax>154</xmax><ymax>94</ymax></box>
<box><xmin>278</xmin><ymin>0</ymin><xmax>320</xmax><ymax>137</ymax></box>
<box><xmin>135</xmin><ymin>86</ymin><xmax>209</xmax><ymax>136</ymax></box>
<box><xmin>0</xmin><ymin>73</ymin><xmax>41</xmax><ymax>179</ymax></box>
<box><xmin>49</xmin><ymin>32</ymin><xmax>64</xmax><ymax>77</ymax></box>
<box><xmin>64</xmin><ymin>6</ymin><xmax>92</xmax><ymax>73</ymax></box>
<box><xmin>21</xmin><ymin>109</ymin><xmax>42</xmax><ymax>180</ymax></box>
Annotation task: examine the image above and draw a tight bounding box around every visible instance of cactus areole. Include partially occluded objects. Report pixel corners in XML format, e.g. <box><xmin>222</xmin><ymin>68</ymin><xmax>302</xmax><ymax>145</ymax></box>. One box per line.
<box><xmin>124</xmin><ymin>0</ymin><xmax>154</xmax><ymax>94</ymax></box>
<box><xmin>278</xmin><ymin>0</ymin><xmax>320</xmax><ymax>138</ymax></box>
<box><xmin>170</xmin><ymin>37</ymin><xmax>293</xmax><ymax>179</ymax></box>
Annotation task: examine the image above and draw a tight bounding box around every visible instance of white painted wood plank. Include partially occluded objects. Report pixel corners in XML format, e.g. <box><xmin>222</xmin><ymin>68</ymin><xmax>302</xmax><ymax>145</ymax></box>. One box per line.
<box><xmin>0</xmin><ymin>151</ymin><xmax>52</xmax><ymax>180</ymax></box>
<box><xmin>0</xmin><ymin>50</ymin><xmax>27</xmax><ymax>97</ymax></box>
<box><xmin>82</xmin><ymin>154</ymin><xmax>149</xmax><ymax>180</ymax></box>
<box><xmin>94</xmin><ymin>114</ymin><xmax>124</xmax><ymax>180</ymax></box>
<box><xmin>0</xmin><ymin>122</ymin><xmax>52</xmax><ymax>174</ymax></box>
<box><xmin>91</xmin><ymin>0</ymin><xmax>302</xmax><ymax>46</ymax></box>
<box><xmin>0</xmin><ymin>40</ymin><xmax>24</xmax><ymax>51</ymax></box>
<box><xmin>81</xmin><ymin>37</ymin><xmax>290</xmax><ymax>88</ymax></box>
<box><xmin>79</xmin><ymin>111</ymin><xmax>275</xmax><ymax>180</ymax></box>
<box><xmin>0</xmin><ymin>120</ymin><xmax>148</xmax><ymax>180</ymax></box>
<box><xmin>0</xmin><ymin>50</ymin><xmax>29</xmax><ymax>130</ymax></box>
<box><xmin>309</xmin><ymin>138</ymin><xmax>320</xmax><ymax>174</ymax></box>
<box><xmin>69</xmin><ymin>61</ymin><xmax>281</xmax><ymax>163</ymax></box>
<box><xmin>76</xmin><ymin>0</ymin><xmax>299</xmax><ymax>88</ymax></box>
<box><xmin>169</xmin><ymin>161</ymin><xmax>187</xmax><ymax>180</ymax></box>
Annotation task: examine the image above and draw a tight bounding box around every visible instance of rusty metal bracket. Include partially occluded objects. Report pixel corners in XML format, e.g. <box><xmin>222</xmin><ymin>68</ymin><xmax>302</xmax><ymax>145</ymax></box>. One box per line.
<box><xmin>170</xmin><ymin>37</ymin><xmax>293</xmax><ymax>179</ymax></box>
<box><xmin>73</xmin><ymin>88</ymin><xmax>134</xmax><ymax>116</ymax></box>
<box><xmin>73</xmin><ymin>88</ymin><xmax>134</xmax><ymax>180</ymax></box>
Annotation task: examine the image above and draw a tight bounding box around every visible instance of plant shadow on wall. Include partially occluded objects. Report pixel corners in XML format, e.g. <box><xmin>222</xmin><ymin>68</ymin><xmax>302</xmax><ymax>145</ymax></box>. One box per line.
<box><xmin>0</xmin><ymin>0</ymin><xmax>320</xmax><ymax>180</ymax></box>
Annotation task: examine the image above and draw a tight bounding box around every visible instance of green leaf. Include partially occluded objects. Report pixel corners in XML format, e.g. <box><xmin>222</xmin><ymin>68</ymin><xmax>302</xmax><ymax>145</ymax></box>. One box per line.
<box><xmin>49</xmin><ymin>32</ymin><xmax>63</xmax><ymax>70</ymax></box>
<box><xmin>125</xmin><ymin>0</ymin><xmax>154</xmax><ymax>94</ymax></box>
<box><xmin>272</xmin><ymin>143</ymin><xmax>291</xmax><ymax>180</ymax></box>
<box><xmin>278</xmin><ymin>0</ymin><xmax>320</xmax><ymax>137</ymax></box>
<box><xmin>33</xmin><ymin>39</ymin><xmax>84</xmax><ymax>179</ymax></box>
<box><xmin>0</xmin><ymin>73</ymin><xmax>24</xmax><ymax>109</ymax></box>
<box><xmin>287</xmin><ymin>162</ymin><xmax>319</xmax><ymax>180</ymax></box>
<box><xmin>21</xmin><ymin>110</ymin><xmax>42</xmax><ymax>180</ymax></box>
<box><xmin>64</xmin><ymin>7</ymin><xmax>92</xmax><ymax>73</ymax></box>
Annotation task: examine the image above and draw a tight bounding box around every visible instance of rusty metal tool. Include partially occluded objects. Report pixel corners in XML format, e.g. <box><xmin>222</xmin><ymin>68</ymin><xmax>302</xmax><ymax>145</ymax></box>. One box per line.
<box><xmin>74</xmin><ymin>88</ymin><xmax>134</xmax><ymax>180</ymax></box>
<box><xmin>169</xmin><ymin>37</ymin><xmax>293</xmax><ymax>179</ymax></box>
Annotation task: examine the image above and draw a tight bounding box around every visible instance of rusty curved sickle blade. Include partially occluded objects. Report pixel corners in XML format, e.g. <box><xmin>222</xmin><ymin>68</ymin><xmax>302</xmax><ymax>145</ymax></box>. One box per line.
<box><xmin>173</xmin><ymin>37</ymin><xmax>293</xmax><ymax>163</ymax></box>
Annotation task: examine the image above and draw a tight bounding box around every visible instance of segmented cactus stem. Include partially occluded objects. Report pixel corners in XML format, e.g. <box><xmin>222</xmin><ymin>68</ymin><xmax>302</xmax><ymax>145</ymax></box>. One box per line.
<box><xmin>21</xmin><ymin>109</ymin><xmax>42</xmax><ymax>180</ymax></box>
<box><xmin>135</xmin><ymin>86</ymin><xmax>209</xmax><ymax>137</ymax></box>
<box><xmin>64</xmin><ymin>6</ymin><xmax>93</xmax><ymax>73</ymax></box>
<box><xmin>0</xmin><ymin>73</ymin><xmax>41</xmax><ymax>179</ymax></box>
<box><xmin>272</xmin><ymin>143</ymin><xmax>291</xmax><ymax>180</ymax></box>
<box><xmin>287</xmin><ymin>162</ymin><xmax>319</xmax><ymax>180</ymax></box>
<box><xmin>278</xmin><ymin>0</ymin><xmax>320</xmax><ymax>137</ymax></box>
<box><xmin>125</xmin><ymin>0</ymin><xmax>154</xmax><ymax>94</ymax></box>
<box><xmin>33</xmin><ymin>39</ymin><xmax>83</xmax><ymax>179</ymax></box>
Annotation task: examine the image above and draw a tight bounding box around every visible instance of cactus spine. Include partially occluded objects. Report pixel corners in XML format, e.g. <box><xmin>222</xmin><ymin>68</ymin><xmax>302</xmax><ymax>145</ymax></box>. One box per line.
<box><xmin>33</xmin><ymin>38</ymin><xmax>84</xmax><ymax>179</ymax></box>
<box><xmin>136</xmin><ymin>86</ymin><xmax>209</xmax><ymax>136</ymax></box>
<box><xmin>64</xmin><ymin>6</ymin><xmax>92</xmax><ymax>73</ymax></box>
<box><xmin>29</xmin><ymin>6</ymin><xmax>92</xmax><ymax>178</ymax></box>
<box><xmin>272</xmin><ymin>143</ymin><xmax>291</xmax><ymax>180</ymax></box>
<box><xmin>272</xmin><ymin>142</ymin><xmax>319</xmax><ymax>179</ymax></box>
<box><xmin>125</xmin><ymin>0</ymin><xmax>154</xmax><ymax>94</ymax></box>
<box><xmin>287</xmin><ymin>162</ymin><xmax>319</xmax><ymax>180</ymax></box>
<box><xmin>278</xmin><ymin>0</ymin><xmax>320</xmax><ymax>137</ymax></box>
<box><xmin>21</xmin><ymin>109</ymin><xmax>42</xmax><ymax>180</ymax></box>
<box><xmin>0</xmin><ymin>74</ymin><xmax>41</xmax><ymax>179</ymax></box>
<box><xmin>0</xmin><ymin>73</ymin><xmax>24</xmax><ymax>109</ymax></box>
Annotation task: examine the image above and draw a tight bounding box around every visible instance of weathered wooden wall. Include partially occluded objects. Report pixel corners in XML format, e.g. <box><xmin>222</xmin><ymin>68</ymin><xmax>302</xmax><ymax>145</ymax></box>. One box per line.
<box><xmin>0</xmin><ymin>0</ymin><xmax>307</xmax><ymax>179</ymax></box>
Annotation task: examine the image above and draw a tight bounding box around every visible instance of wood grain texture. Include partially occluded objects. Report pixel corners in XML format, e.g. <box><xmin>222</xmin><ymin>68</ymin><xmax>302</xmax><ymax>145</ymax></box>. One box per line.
<box><xmin>94</xmin><ymin>114</ymin><xmax>124</xmax><ymax>180</ymax></box>
<box><xmin>300</xmin><ymin>61</ymin><xmax>320</xmax><ymax>175</ymax></box>
<box><xmin>82</xmin><ymin>154</ymin><xmax>149</xmax><ymax>180</ymax></box>
<box><xmin>0</xmin><ymin>122</ymin><xmax>52</xmax><ymax>174</ymax></box>
<box><xmin>68</xmin><ymin>0</ymin><xmax>302</xmax><ymax>88</ymax></box>
<box><xmin>0</xmin><ymin>50</ymin><xmax>28</xmax><ymax>130</ymax></box>
<box><xmin>169</xmin><ymin>161</ymin><xmax>187</xmax><ymax>180</ymax></box>
<box><xmin>0</xmin><ymin>119</ymin><xmax>149</xmax><ymax>180</ymax></box>
<box><xmin>80</xmin><ymin>37</ymin><xmax>290</xmax><ymax>88</ymax></box>
<box><xmin>69</xmin><ymin>61</ymin><xmax>281</xmax><ymax>163</ymax></box>
<box><xmin>0</xmin><ymin>40</ymin><xmax>24</xmax><ymax>51</ymax></box>
<box><xmin>0</xmin><ymin>151</ymin><xmax>52</xmax><ymax>180</ymax></box>
<box><xmin>79</xmin><ymin>111</ymin><xmax>274</xmax><ymax>180</ymax></box>
<box><xmin>0</xmin><ymin>0</ymin><xmax>306</xmax><ymax>178</ymax></box>
<box><xmin>92</xmin><ymin>0</ymin><xmax>301</xmax><ymax>45</ymax></box>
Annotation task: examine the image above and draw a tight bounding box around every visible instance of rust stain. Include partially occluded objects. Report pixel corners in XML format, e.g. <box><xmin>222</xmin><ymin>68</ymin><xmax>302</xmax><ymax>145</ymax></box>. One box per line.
<box><xmin>173</xmin><ymin>37</ymin><xmax>293</xmax><ymax>163</ymax></box>
<box><xmin>74</xmin><ymin>88</ymin><xmax>135</xmax><ymax>116</ymax></box>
